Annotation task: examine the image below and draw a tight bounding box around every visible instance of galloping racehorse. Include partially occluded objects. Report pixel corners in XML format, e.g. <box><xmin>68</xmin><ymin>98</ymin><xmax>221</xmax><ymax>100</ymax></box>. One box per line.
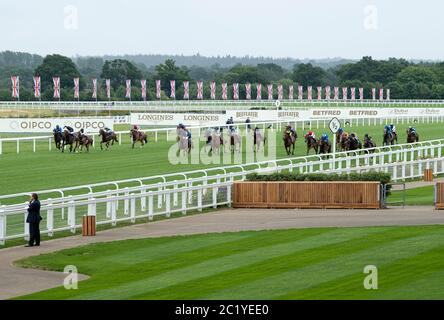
<box><xmin>210</xmin><ymin>130</ymin><xmax>223</xmax><ymax>155</ymax></box>
<box><xmin>78</xmin><ymin>134</ymin><xmax>94</xmax><ymax>152</ymax></box>
<box><xmin>130</xmin><ymin>129</ymin><xmax>148</xmax><ymax>149</ymax></box>
<box><xmin>318</xmin><ymin>139</ymin><xmax>331</xmax><ymax>155</ymax></box>
<box><xmin>228</xmin><ymin>130</ymin><xmax>241</xmax><ymax>153</ymax></box>
<box><xmin>61</xmin><ymin>129</ymin><xmax>80</xmax><ymax>153</ymax></box>
<box><xmin>253</xmin><ymin>129</ymin><xmax>266</xmax><ymax>152</ymax></box>
<box><xmin>407</xmin><ymin>130</ymin><xmax>419</xmax><ymax>143</ymax></box>
<box><xmin>177</xmin><ymin>128</ymin><xmax>191</xmax><ymax>155</ymax></box>
<box><xmin>347</xmin><ymin>134</ymin><xmax>362</xmax><ymax>152</ymax></box>
<box><xmin>53</xmin><ymin>131</ymin><xmax>63</xmax><ymax>150</ymax></box>
<box><xmin>339</xmin><ymin>133</ymin><xmax>350</xmax><ymax>152</ymax></box>
<box><xmin>363</xmin><ymin>135</ymin><xmax>377</xmax><ymax>153</ymax></box>
<box><xmin>305</xmin><ymin>135</ymin><xmax>319</xmax><ymax>155</ymax></box>
<box><xmin>383</xmin><ymin>128</ymin><xmax>397</xmax><ymax>146</ymax></box>
<box><xmin>99</xmin><ymin>129</ymin><xmax>118</xmax><ymax>150</ymax></box>
<box><xmin>283</xmin><ymin>128</ymin><xmax>297</xmax><ymax>156</ymax></box>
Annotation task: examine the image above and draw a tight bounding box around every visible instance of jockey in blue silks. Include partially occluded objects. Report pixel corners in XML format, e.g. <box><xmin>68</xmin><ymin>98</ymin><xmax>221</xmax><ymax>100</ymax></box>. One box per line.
<box><xmin>321</xmin><ymin>133</ymin><xmax>329</xmax><ymax>144</ymax></box>
<box><xmin>337</xmin><ymin>127</ymin><xmax>344</xmax><ymax>135</ymax></box>
<box><xmin>53</xmin><ymin>125</ymin><xmax>62</xmax><ymax>134</ymax></box>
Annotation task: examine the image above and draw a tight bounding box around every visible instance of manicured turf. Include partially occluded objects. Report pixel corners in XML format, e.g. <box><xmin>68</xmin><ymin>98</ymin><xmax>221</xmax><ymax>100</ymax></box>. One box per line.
<box><xmin>15</xmin><ymin>225</ymin><xmax>444</xmax><ymax>300</ymax></box>
<box><xmin>1</xmin><ymin>120</ymin><xmax>443</xmax><ymax>197</ymax></box>
<box><xmin>389</xmin><ymin>186</ymin><xmax>435</xmax><ymax>206</ymax></box>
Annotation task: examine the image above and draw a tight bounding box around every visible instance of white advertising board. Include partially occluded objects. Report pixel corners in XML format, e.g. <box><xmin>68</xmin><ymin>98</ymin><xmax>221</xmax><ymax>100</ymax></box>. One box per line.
<box><xmin>0</xmin><ymin>118</ymin><xmax>114</xmax><ymax>133</ymax></box>
<box><xmin>131</xmin><ymin>113</ymin><xmax>227</xmax><ymax>126</ymax></box>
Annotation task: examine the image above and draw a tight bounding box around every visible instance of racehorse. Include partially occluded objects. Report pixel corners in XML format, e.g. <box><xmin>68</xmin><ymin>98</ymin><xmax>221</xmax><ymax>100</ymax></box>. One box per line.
<box><xmin>61</xmin><ymin>130</ymin><xmax>80</xmax><ymax>153</ymax></box>
<box><xmin>339</xmin><ymin>133</ymin><xmax>350</xmax><ymax>152</ymax></box>
<box><xmin>53</xmin><ymin>131</ymin><xmax>63</xmax><ymax>150</ymax></box>
<box><xmin>363</xmin><ymin>136</ymin><xmax>377</xmax><ymax>153</ymax></box>
<box><xmin>383</xmin><ymin>128</ymin><xmax>397</xmax><ymax>146</ymax></box>
<box><xmin>130</xmin><ymin>129</ymin><xmax>148</xmax><ymax>149</ymax></box>
<box><xmin>347</xmin><ymin>135</ymin><xmax>362</xmax><ymax>152</ymax></box>
<box><xmin>283</xmin><ymin>129</ymin><xmax>297</xmax><ymax>156</ymax></box>
<box><xmin>253</xmin><ymin>130</ymin><xmax>266</xmax><ymax>152</ymax></box>
<box><xmin>305</xmin><ymin>135</ymin><xmax>319</xmax><ymax>155</ymax></box>
<box><xmin>177</xmin><ymin>128</ymin><xmax>191</xmax><ymax>154</ymax></box>
<box><xmin>407</xmin><ymin>130</ymin><xmax>419</xmax><ymax>143</ymax></box>
<box><xmin>78</xmin><ymin>134</ymin><xmax>94</xmax><ymax>152</ymax></box>
<box><xmin>99</xmin><ymin>129</ymin><xmax>118</xmax><ymax>150</ymax></box>
<box><xmin>210</xmin><ymin>130</ymin><xmax>223</xmax><ymax>155</ymax></box>
<box><xmin>318</xmin><ymin>139</ymin><xmax>331</xmax><ymax>155</ymax></box>
<box><xmin>228</xmin><ymin>130</ymin><xmax>241</xmax><ymax>153</ymax></box>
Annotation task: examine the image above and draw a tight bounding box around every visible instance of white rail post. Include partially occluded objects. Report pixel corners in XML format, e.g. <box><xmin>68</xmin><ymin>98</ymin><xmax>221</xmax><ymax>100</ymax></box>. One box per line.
<box><xmin>68</xmin><ymin>200</ymin><xmax>76</xmax><ymax>233</ymax></box>
<box><xmin>165</xmin><ymin>192</ymin><xmax>171</xmax><ymax>218</ymax></box>
<box><xmin>47</xmin><ymin>200</ymin><xmax>54</xmax><ymax>237</ymax></box>
<box><xmin>197</xmin><ymin>188</ymin><xmax>203</xmax><ymax>212</ymax></box>
<box><xmin>148</xmin><ymin>192</ymin><xmax>154</xmax><ymax>221</ymax></box>
<box><xmin>0</xmin><ymin>140</ymin><xmax>2</xmax><ymax>155</ymax></box>
<box><xmin>106</xmin><ymin>192</ymin><xmax>111</xmax><ymax>218</ymax></box>
<box><xmin>140</xmin><ymin>188</ymin><xmax>147</xmax><ymax>211</ymax></box>
<box><xmin>17</xmin><ymin>140</ymin><xmax>20</xmax><ymax>154</ymax></box>
<box><xmin>182</xmin><ymin>190</ymin><xmax>187</xmax><ymax>215</ymax></box>
<box><xmin>124</xmin><ymin>187</ymin><xmax>130</xmax><ymax>215</ymax></box>
<box><xmin>33</xmin><ymin>139</ymin><xmax>36</xmax><ymax>153</ymax></box>
<box><xmin>157</xmin><ymin>183</ymin><xmax>163</xmax><ymax>209</ymax></box>
<box><xmin>173</xmin><ymin>181</ymin><xmax>178</xmax><ymax>206</ymax></box>
<box><xmin>130</xmin><ymin>194</ymin><xmax>136</xmax><ymax>223</ymax></box>
<box><xmin>119</xmin><ymin>132</ymin><xmax>122</xmax><ymax>145</ymax></box>
<box><xmin>111</xmin><ymin>197</ymin><xmax>117</xmax><ymax>226</ymax></box>
<box><xmin>227</xmin><ymin>183</ymin><xmax>232</xmax><ymax>207</ymax></box>
<box><xmin>212</xmin><ymin>185</ymin><xmax>217</xmax><ymax>209</ymax></box>
<box><xmin>0</xmin><ymin>207</ymin><xmax>6</xmax><ymax>245</ymax></box>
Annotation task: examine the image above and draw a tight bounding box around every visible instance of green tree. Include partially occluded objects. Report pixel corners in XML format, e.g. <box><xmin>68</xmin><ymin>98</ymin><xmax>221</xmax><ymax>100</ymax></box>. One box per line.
<box><xmin>154</xmin><ymin>59</ymin><xmax>190</xmax><ymax>98</ymax></box>
<box><xmin>292</xmin><ymin>63</ymin><xmax>326</xmax><ymax>87</ymax></box>
<box><xmin>100</xmin><ymin>59</ymin><xmax>142</xmax><ymax>91</ymax></box>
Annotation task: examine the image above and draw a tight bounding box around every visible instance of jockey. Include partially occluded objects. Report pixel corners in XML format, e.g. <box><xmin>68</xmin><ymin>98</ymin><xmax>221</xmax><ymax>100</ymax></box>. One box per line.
<box><xmin>133</xmin><ymin>124</ymin><xmax>141</xmax><ymax>131</ymax></box>
<box><xmin>64</xmin><ymin>126</ymin><xmax>74</xmax><ymax>135</ymax></box>
<box><xmin>305</xmin><ymin>131</ymin><xmax>316</xmax><ymax>139</ymax></box>
<box><xmin>53</xmin><ymin>125</ymin><xmax>62</xmax><ymax>134</ymax></box>
<box><xmin>246</xmin><ymin>117</ymin><xmax>251</xmax><ymax>131</ymax></box>
<box><xmin>408</xmin><ymin>126</ymin><xmax>417</xmax><ymax>134</ymax></box>
<box><xmin>384</xmin><ymin>124</ymin><xmax>392</xmax><ymax>134</ymax></box>
<box><xmin>226</xmin><ymin>117</ymin><xmax>234</xmax><ymax>131</ymax></box>
<box><xmin>350</xmin><ymin>132</ymin><xmax>359</xmax><ymax>141</ymax></box>
<box><xmin>321</xmin><ymin>133</ymin><xmax>329</xmax><ymax>144</ymax></box>
<box><xmin>78</xmin><ymin>128</ymin><xmax>85</xmax><ymax>141</ymax></box>
<box><xmin>390</xmin><ymin>124</ymin><xmax>397</xmax><ymax>134</ymax></box>
<box><xmin>337</xmin><ymin>128</ymin><xmax>344</xmax><ymax>135</ymax></box>
<box><xmin>364</xmin><ymin>133</ymin><xmax>372</xmax><ymax>140</ymax></box>
<box><xmin>178</xmin><ymin>123</ymin><xmax>186</xmax><ymax>130</ymax></box>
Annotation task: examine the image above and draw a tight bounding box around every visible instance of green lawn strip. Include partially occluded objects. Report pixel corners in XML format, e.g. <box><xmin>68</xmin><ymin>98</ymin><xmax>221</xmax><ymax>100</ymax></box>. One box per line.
<box><xmin>18</xmin><ymin>226</ymin><xmax>402</xmax><ymax>300</ymax></box>
<box><xmin>207</xmin><ymin>226</ymin><xmax>444</xmax><ymax>300</ymax></box>
<box><xmin>275</xmin><ymin>242</ymin><xmax>444</xmax><ymax>300</ymax></box>
<box><xmin>388</xmin><ymin>185</ymin><xmax>434</xmax><ymax>206</ymax></box>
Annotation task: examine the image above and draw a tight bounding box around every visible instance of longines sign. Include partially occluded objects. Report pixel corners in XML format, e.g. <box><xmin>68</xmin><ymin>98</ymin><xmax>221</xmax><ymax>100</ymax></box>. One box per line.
<box><xmin>131</xmin><ymin>113</ymin><xmax>225</xmax><ymax>126</ymax></box>
<box><xmin>0</xmin><ymin>118</ymin><xmax>114</xmax><ymax>133</ymax></box>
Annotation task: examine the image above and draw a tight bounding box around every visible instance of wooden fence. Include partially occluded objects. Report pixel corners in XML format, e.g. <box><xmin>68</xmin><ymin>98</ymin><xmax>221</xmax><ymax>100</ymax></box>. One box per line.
<box><xmin>435</xmin><ymin>182</ymin><xmax>444</xmax><ymax>209</ymax></box>
<box><xmin>233</xmin><ymin>181</ymin><xmax>381</xmax><ymax>209</ymax></box>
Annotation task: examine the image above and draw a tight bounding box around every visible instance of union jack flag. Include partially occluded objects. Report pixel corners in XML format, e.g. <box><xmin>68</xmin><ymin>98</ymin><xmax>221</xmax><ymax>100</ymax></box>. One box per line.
<box><xmin>210</xmin><ymin>81</ymin><xmax>216</xmax><ymax>100</ymax></box>
<box><xmin>267</xmin><ymin>84</ymin><xmax>273</xmax><ymax>100</ymax></box>
<box><xmin>92</xmin><ymin>78</ymin><xmax>98</xmax><ymax>99</ymax></box>
<box><xmin>298</xmin><ymin>85</ymin><xmax>303</xmax><ymax>100</ymax></box>
<box><xmin>106</xmin><ymin>79</ymin><xmax>111</xmax><ymax>99</ymax></box>
<box><xmin>289</xmin><ymin>85</ymin><xmax>294</xmax><ymax>100</ymax></box>
<box><xmin>53</xmin><ymin>77</ymin><xmax>61</xmax><ymax>99</ymax></box>
<box><xmin>359</xmin><ymin>88</ymin><xmax>364</xmax><ymax>100</ymax></box>
<box><xmin>141</xmin><ymin>79</ymin><xmax>147</xmax><ymax>100</ymax></box>
<box><xmin>307</xmin><ymin>86</ymin><xmax>312</xmax><ymax>100</ymax></box>
<box><xmin>156</xmin><ymin>80</ymin><xmax>161</xmax><ymax>99</ymax></box>
<box><xmin>317</xmin><ymin>86</ymin><xmax>322</xmax><ymax>100</ymax></box>
<box><xmin>125</xmin><ymin>79</ymin><xmax>131</xmax><ymax>99</ymax></box>
<box><xmin>334</xmin><ymin>87</ymin><xmax>339</xmax><ymax>100</ymax></box>
<box><xmin>183</xmin><ymin>81</ymin><xmax>189</xmax><ymax>99</ymax></box>
<box><xmin>73</xmin><ymin>78</ymin><xmax>80</xmax><ymax>99</ymax></box>
<box><xmin>170</xmin><ymin>80</ymin><xmax>176</xmax><ymax>99</ymax></box>
<box><xmin>277</xmin><ymin>84</ymin><xmax>283</xmax><ymax>100</ymax></box>
<box><xmin>342</xmin><ymin>87</ymin><xmax>348</xmax><ymax>101</ymax></box>
<box><xmin>245</xmin><ymin>83</ymin><xmax>251</xmax><ymax>100</ymax></box>
<box><xmin>351</xmin><ymin>87</ymin><xmax>356</xmax><ymax>101</ymax></box>
<box><xmin>233</xmin><ymin>83</ymin><xmax>239</xmax><ymax>100</ymax></box>
<box><xmin>256</xmin><ymin>83</ymin><xmax>262</xmax><ymax>100</ymax></box>
<box><xmin>379</xmin><ymin>88</ymin><xmax>384</xmax><ymax>100</ymax></box>
<box><xmin>11</xmin><ymin>76</ymin><xmax>19</xmax><ymax>99</ymax></box>
<box><xmin>325</xmin><ymin>86</ymin><xmax>331</xmax><ymax>100</ymax></box>
<box><xmin>222</xmin><ymin>83</ymin><xmax>228</xmax><ymax>100</ymax></box>
<box><xmin>197</xmin><ymin>81</ymin><xmax>203</xmax><ymax>99</ymax></box>
<box><xmin>33</xmin><ymin>76</ymin><xmax>41</xmax><ymax>98</ymax></box>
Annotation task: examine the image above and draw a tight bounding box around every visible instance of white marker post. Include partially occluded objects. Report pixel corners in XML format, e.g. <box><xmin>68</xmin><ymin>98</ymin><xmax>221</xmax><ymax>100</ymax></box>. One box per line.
<box><xmin>329</xmin><ymin>117</ymin><xmax>342</xmax><ymax>171</ymax></box>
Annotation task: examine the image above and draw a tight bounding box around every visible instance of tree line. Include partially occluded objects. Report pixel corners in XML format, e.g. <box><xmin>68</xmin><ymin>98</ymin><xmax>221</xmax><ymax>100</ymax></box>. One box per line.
<box><xmin>0</xmin><ymin>51</ymin><xmax>443</xmax><ymax>101</ymax></box>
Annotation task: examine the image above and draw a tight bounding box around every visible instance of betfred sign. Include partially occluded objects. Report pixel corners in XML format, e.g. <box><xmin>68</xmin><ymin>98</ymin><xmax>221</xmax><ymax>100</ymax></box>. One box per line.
<box><xmin>131</xmin><ymin>113</ymin><xmax>225</xmax><ymax>126</ymax></box>
<box><xmin>0</xmin><ymin>118</ymin><xmax>114</xmax><ymax>133</ymax></box>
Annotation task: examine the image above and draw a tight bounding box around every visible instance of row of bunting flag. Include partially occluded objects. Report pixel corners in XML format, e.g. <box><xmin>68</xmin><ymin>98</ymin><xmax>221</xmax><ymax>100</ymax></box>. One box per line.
<box><xmin>9</xmin><ymin>76</ymin><xmax>391</xmax><ymax>101</ymax></box>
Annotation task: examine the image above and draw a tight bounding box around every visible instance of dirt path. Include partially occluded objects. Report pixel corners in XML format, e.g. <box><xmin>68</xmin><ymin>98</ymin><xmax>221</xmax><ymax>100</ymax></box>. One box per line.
<box><xmin>1</xmin><ymin>206</ymin><xmax>444</xmax><ymax>300</ymax></box>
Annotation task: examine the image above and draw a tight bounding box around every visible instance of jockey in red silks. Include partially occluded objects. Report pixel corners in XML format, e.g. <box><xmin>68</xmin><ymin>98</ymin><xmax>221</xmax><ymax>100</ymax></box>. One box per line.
<box><xmin>305</xmin><ymin>131</ymin><xmax>316</xmax><ymax>139</ymax></box>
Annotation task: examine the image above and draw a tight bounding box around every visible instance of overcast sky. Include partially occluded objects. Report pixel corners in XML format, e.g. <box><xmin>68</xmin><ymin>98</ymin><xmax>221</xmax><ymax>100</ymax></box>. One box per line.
<box><xmin>0</xmin><ymin>0</ymin><xmax>442</xmax><ymax>60</ymax></box>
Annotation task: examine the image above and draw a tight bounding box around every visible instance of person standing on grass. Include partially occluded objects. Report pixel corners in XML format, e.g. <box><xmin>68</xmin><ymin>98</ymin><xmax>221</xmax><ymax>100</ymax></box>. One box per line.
<box><xmin>25</xmin><ymin>193</ymin><xmax>42</xmax><ymax>247</ymax></box>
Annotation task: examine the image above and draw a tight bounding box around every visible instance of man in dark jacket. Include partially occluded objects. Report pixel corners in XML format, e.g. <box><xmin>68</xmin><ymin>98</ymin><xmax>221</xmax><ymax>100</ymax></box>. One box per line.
<box><xmin>26</xmin><ymin>193</ymin><xmax>42</xmax><ymax>247</ymax></box>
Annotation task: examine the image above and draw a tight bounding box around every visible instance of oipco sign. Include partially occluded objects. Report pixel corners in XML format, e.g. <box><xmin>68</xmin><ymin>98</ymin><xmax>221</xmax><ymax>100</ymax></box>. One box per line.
<box><xmin>0</xmin><ymin>118</ymin><xmax>114</xmax><ymax>133</ymax></box>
